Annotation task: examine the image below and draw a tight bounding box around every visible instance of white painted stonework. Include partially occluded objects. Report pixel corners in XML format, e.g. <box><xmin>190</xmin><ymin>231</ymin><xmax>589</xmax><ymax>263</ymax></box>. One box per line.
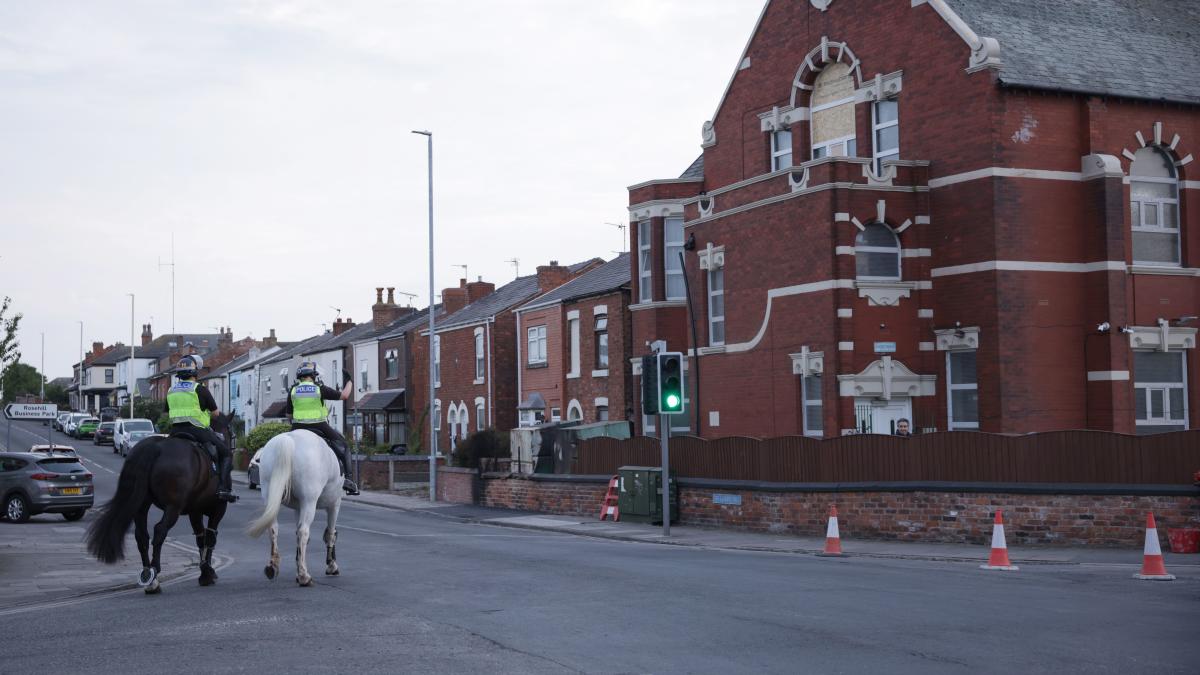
<box><xmin>838</xmin><ymin>357</ymin><xmax>937</xmax><ymax>399</ymax></box>
<box><xmin>935</xmin><ymin>326</ymin><xmax>980</xmax><ymax>351</ymax></box>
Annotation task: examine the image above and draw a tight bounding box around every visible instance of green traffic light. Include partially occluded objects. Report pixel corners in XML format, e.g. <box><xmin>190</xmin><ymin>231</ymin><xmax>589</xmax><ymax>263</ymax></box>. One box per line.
<box><xmin>666</xmin><ymin>394</ymin><xmax>680</xmax><ymax>408</ymax></box>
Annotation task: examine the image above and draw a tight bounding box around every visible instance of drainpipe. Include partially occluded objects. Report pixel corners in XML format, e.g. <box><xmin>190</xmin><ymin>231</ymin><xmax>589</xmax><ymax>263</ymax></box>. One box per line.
<box><xmin>515</xmin><ymin>310</ymin><xmax>523</xmax><ymax>427</ymax></box>
<box><xmin>486</xmin><ymin>317</ymin><xmax>494</xmax><ymax>428</ymax></box>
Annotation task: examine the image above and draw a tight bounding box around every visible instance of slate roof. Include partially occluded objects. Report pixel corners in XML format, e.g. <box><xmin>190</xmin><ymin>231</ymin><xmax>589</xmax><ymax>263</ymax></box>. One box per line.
<box><xmin>679</xmin><ymin>155</ymin><xmax>705</xmax><ymax>180</ymax></box>
<box><xmin>302</xmin><ymin>321</ymin><xmax>377</xmax><ymax>355</ymax></box>
<box><xmin>432</xmin><ymin>259</ymin><xmax>602</xmax><ymax>333</ymax></box>
<box><xmin>376</xmin><ymin>305</ymin><xmax>444</xmax><ymax>341</ymax></box>
<box><xmin>946</xmin><ymin>0</ymin><xmax>1200</xmax><ymax>105</ymax></box>
<box><xmin>260</xmin><ymin>333</ymin><xmax>333</xmax><ymax>366</ymax></box>
<box><xmin>519</xmin><ymin>254</ymin><xmax>631</xmax><ymax>312</ymax></box>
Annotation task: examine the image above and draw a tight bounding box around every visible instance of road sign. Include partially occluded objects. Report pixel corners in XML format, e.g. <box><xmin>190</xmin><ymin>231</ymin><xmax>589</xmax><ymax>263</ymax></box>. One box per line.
<box><xmin>3</xmin><ymin>403</ymin><xmax>58</xmax><ymax>420</ymax></box>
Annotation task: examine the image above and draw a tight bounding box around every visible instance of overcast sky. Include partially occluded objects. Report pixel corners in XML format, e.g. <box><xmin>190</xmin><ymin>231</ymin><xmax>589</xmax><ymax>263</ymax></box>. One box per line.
<box><xmin>0</xmin><ymin>0</ymin><xmax>763</xmax><ymax>378</ymax></box>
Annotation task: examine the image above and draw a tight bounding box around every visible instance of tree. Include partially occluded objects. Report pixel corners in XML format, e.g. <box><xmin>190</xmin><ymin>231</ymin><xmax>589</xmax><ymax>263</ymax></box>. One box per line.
<box><xmin>0</xmin><ymin>363</ymin><xmax>42</xmax><ymax>405</ymax></box>
<box><xmin>0</xmin><ymin>297</ymin><xmax>22</xmax><ymax>402</ymax></box>
<box><xmin>44</xmin><ymin>382</ymin><xmax>70</xmax><ymax>408</ymax></box>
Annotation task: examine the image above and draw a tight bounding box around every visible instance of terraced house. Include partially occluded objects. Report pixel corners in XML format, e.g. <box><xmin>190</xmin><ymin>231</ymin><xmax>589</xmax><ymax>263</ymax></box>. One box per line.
<box><xmin>627</xmin><ymin>0</ymin><xmax>1198</xmax><ymax>438</ymax></box>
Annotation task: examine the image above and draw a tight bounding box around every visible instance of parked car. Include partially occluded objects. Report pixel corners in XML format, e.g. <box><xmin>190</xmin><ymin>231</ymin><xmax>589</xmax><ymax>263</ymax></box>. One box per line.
<box><xmin>65</xmin><ymin>413</ymin><xmax>89</xmax><ymax>437</ymax></box>
<box><xmin>0</xmin><ymin>452</ymin><xmax>94</xmax><ymax>523</ymax></box>
<box><xmin>115</xmin><ymin>418</ymin><xmax>158</xmax><ymax>455</ymax></box>
<box><xmin>53</xmin><ymin>413</ymin><xmax>71</xmax><ymax>432</ymax></box>
<box><xmin>93</xmin><ymin>422</ymin><xmax>116</xmax><ymax>446</ymax></box>
<box><xmin>75</xmin><ymin>418</ymin><xmax>100</xmax><ymax>439</ymax></box>
<box><xmin>29</xmin><ymin>444</ymin><xmax>77</xmax><ymax>455</ymax></box>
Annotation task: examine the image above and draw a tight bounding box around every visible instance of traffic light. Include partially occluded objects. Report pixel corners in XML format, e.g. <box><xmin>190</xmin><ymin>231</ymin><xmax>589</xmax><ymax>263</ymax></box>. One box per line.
<box><xmin>657</xmin><ymin>352</ymin><xmax>684</xmax><ymax>414</ymax></box>
<box><xmin>641</xmin><ymin>355</ymin><xmax>659</xmax><ymax>415</ymax></box>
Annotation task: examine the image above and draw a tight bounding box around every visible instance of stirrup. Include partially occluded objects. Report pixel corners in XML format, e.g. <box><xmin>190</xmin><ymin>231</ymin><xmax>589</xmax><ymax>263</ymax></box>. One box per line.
<box><xmin>342</xmin><ymin>479</ymin><xmax>360</xmax><ymax>496</ymax></box>
<box><xmin>217</xmin><ymin>490</ymin><xmax>239</xmax><ymax>503</ymax></box>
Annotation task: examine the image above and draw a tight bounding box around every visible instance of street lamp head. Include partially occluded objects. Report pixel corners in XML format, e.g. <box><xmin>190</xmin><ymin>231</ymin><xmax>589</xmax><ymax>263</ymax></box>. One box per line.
<box><xmin>411</xmin><ymin>130</ymin><xmax>431</xmax><ymax>137</ymax></box>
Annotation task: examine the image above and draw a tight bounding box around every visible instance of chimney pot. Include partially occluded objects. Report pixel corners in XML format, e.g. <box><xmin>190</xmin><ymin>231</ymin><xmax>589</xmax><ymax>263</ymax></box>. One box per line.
<box><xmin>386</xmin><ymin>287</ymin><xmax>395</xmax><ymax>304</ymax></box>
<box><xmin>375</xmin><ymin>287</ymin><xmax>384</xmax><ymax>303</ymax></box>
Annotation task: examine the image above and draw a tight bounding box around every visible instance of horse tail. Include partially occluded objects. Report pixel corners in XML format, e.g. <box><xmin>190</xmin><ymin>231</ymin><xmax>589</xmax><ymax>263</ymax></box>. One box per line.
<box><xmin>86</xmin><ymin>442</ymin><xmax>156</xmax><ymax>564</ymax></box>
<box><xmin>246</xmin><ymin>433</ymin><xmax>294</xmax><ymax>538</ymax></box>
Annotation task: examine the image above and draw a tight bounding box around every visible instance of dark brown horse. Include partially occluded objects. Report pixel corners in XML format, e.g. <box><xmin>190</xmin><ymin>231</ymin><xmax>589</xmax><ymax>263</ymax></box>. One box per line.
<box><xmin>86</xmin><ymin>415</ymin><xmax>233</xmax><ymax>593</ymax></box>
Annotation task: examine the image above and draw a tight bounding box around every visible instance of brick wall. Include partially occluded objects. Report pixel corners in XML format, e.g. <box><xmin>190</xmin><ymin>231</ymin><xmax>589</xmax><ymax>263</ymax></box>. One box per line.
<box><xmin>470</xmin><ymin>473</ymin><xmax>1199</xmax><ymax>548</ymax></box>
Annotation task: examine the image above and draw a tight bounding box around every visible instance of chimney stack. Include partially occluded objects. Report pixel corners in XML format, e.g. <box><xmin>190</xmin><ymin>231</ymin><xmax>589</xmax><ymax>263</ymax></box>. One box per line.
<box><xmin>386</xmin><ymin>287</ymin><xmax>395</xmax><ymax>304</ymax></box>
<box><xmin>261</xmin><ymin>328</ymin><xmax>278</xmax><ymax>349</ymax></box>
<box><xmin>442</xmin><ymin>285</ymin><xmax>468</xmax><ymax>315</ymax></box>
<box><xmin>465</xmin><ymin>277</ymin><xmax>496</xmax><ymax>304</ymax></box>
<box><xmin>373</xmin><ymin>285</ymin><xmax>412</xmax><ymax>329</ymax></box>
<box><xmin>333</xmin><ymin>317</ymin><xmax>356</xmax><ymax>336</ymax></box>
<box><xmin>535</xmin><ymin>260</ymin><xmax>573</xmax><ymax>292</ymax></box>
<box><xmin>91</xmin><ymin>341</ymin><xmax>105</xmax><ymax>359</ymax></box>
<box><xmin>141</xmin><ymin>324</ymin><xmax>153</xmax><ymax>347</ymax></box>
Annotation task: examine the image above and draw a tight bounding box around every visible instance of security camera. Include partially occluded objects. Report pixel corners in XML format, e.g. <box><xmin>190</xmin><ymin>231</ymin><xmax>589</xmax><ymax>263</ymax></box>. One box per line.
<box><xmin>1119</xmin><ymin>326</ymin><xmax>1135</xmax><ymax>334</ymax></box>
<box><xmin>1096</xmin><ymin>322</ymin><xmax>1111</xmax><ymax>333</ymax></box>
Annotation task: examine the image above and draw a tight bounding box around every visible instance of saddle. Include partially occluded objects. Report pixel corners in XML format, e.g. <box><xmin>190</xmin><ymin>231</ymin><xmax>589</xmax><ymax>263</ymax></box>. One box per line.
<box><xmin>169</xmin><ymin>429</ymin><xmax>219</xmax><ymax>473</ymax></box>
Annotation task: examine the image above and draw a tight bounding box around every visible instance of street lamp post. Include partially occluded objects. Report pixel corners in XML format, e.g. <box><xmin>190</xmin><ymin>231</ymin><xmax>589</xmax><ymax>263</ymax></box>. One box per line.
<box><xmin>77</xmin><ymin>321</ymin><xmax>83</xmax><ymax>413</ymax></box>
<box><xmin>128</xmin><ymin>293</ymin><xmax>136</xmax><ymax>418</ymax></box>
<box><xmin>413</xmin><ymin>129</ymin><xmax>437</xmax><ymax>502</ymax></box>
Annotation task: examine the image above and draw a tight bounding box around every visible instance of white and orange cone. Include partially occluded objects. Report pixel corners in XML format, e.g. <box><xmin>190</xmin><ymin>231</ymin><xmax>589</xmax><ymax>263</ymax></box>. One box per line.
<box><xmin>980</xmin><ymin>510</ymin><xmax>1019</xmax><ymax>571</ymax></box>
<box><xmin>1134</xmin><ymin>512</ymin><xmax>1175</xmax><ymax>581</ymax></box>
<box><xmin>817</xmin><ymin>504</ymin><xmax>846</xmax><ymax>557</ymax></box>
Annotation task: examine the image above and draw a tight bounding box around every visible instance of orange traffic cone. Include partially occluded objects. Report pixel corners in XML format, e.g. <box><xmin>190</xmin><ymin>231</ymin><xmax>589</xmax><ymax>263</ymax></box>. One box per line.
<box><xmin>980</xmin><ymin>510</ymin><xmax>1019</xmax><ymax>571</ymax></box>
<box><xmin>1134</xmin><ymin>512</ymin><xmax>1175</xmax><ymax>581</ymax></box>
<box><xmin>817</xmin><ymin>504</ymin><xmax>845</xmax><ymax>557</ymax></box>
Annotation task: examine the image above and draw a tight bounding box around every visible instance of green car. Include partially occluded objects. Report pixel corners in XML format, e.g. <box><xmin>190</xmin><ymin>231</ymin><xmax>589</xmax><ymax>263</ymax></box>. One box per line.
<box><xmin>76</xmin><ymin>418</ymin><xmax>100</xmax><ymax>439</ymax></box>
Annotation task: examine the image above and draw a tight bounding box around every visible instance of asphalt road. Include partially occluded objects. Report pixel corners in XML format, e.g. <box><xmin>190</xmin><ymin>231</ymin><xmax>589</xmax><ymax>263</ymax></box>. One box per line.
<box><xmin>1</xmin><ymin>419</ymin><xmax>1197</xmax><ymax>674</ymax></box>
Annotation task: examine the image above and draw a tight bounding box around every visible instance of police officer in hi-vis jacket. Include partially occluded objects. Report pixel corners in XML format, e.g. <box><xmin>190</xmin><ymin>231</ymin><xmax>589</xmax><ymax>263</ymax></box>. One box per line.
<box><xmin>165</xmin><ymin>355</ymin><xmax>237</xmax><ymax>502</ymax></box>
<box><xmin>283</xmin><ymin>361</ymin><xmax>359</xmax><ymax>495</ymax></box>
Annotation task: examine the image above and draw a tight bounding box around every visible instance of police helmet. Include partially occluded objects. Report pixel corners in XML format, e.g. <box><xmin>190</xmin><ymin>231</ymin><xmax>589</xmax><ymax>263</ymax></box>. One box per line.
<box><xmin>297</xmin><ymin>361</ymin><xmax>319</xmax><ymax>380</ymax></box>
<box><xmin>176</xmin><ymin>355</ymin><xmax>203</xmax><ymax>379</ymax></box>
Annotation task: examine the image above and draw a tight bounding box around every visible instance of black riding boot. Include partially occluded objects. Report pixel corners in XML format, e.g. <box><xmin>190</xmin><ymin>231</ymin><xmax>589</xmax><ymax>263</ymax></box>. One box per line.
<box><xmin>217</xmin><ymin>457</ymin><xmax>238</xmax><ymax>503</ymax></box>
<box><xmin>332</xmin><ymin>440</ymin><xmax>360</xmax><ymax>495</ymax></box>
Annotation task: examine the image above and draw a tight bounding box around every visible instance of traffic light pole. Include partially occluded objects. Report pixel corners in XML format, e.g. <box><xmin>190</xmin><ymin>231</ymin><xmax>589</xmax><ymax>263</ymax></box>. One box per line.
<box><xmin>660</xmin><ymin>412</ymin><xmax>670</xmax><ymax>537</ymax></box>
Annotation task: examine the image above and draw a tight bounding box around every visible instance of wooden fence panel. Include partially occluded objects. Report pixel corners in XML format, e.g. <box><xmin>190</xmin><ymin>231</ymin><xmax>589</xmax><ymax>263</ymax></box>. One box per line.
<box><xmin>571</xmin><ymin>430</ymin><xmax>1200</xmax><ymax>485</ymax></box>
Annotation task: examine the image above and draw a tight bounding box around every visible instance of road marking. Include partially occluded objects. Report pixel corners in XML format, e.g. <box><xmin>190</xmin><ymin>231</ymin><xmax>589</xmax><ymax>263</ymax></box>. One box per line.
<box><xmin>0</xmin><ymin>540</ymin><xmax>233</xmax><ymax>617</ymax></box>
<box><xmin>79</xmin><ymin>456</ymin><xmax>117</xmax><ymax>474</ymax></box>
<box><xmin>338</xmin><ymin>525</ymin><xmax>563</xmax><ymax>539</ymax></box>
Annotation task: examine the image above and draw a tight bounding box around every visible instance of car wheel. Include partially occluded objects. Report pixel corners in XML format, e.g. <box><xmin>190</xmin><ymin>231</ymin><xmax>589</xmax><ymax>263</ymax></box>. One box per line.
<box><xmin>62</xmin><ymin>510</ymin><xmax>86</xmax><ymax>522</ymax></box>
<box><xmin>5</xmin><ymin>494</ymin><xmax>31</xmax><ymax>524</ymax></box>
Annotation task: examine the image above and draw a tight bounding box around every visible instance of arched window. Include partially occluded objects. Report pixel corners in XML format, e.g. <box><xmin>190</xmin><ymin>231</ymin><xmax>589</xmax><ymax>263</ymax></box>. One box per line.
<box><xmin>810</xmin><ymin>63</ymin><xmax>856</xmax><ymax>159</ymax></box>
<box><xmin>856</xmin><ymin>223</ymin><xmax>901</xmax><ymax>280</ymax></box>
<box><xmin>567</xmin><ymin>400</ymin><xmax>584</xmax><ymax>422</ymax></box>
<box><xmin>1130</xmin><ymin>147</ymin><xmax>1180</xmax><ymax>266</ymax></box>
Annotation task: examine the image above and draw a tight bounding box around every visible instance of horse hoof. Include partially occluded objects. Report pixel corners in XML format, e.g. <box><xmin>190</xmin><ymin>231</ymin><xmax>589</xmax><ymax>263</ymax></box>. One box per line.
<box><xmin>264</xmin><ymin>565</ymin><xmax>277</xmax><ymax>580</ymax></box>
<box><xmin>138</xmin><ymin>567</ymin><xmax>157</xmax><ymax>588</ymax></box>
<box><xmin>297</xmin><ymin>576</ymin><xmax>313</xmax><ymax>587</ymax></box>
<box><xmin>144</xmin><ymin>581</ymin><xmax>162</xmax><ymax>595</ymax></box>
<box><xmin>325</xmin><ymin>566</ymin><xmax>339</xmax><ymax>576</ymax></box>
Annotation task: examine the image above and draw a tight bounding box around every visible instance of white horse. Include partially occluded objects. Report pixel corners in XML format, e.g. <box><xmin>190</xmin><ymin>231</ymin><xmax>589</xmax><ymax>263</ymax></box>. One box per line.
<box><xmin>246</xmin><ymin>430</ymin><xmax>344</xmax><ymax>586</ymax></box>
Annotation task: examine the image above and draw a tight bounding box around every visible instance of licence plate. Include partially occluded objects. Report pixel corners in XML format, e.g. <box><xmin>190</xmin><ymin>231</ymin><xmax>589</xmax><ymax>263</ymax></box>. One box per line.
<box><xmin>60</xmin><ymin>487</ymin><xmax>83</xmax><ymax>495</ymax></box>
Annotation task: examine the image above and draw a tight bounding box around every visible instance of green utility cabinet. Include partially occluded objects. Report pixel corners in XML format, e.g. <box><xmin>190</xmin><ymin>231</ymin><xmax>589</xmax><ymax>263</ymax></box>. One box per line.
<box><xmin>617</xmin><ymin>466</ymin><xmax>678</xmax><ymax>524</ymax></box>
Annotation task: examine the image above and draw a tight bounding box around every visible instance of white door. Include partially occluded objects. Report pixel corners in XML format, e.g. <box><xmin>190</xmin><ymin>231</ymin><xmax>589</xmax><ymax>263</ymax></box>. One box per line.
<box><xmin>855</xmin><ymin>397</ymin><xmax>912</xmax><ymax>435</ymax></box>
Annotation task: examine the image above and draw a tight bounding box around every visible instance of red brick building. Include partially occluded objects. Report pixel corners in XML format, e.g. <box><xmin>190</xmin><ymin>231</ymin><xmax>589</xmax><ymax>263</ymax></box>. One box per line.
<box><xmin>627</xmin><ymin>0</ymin><xmax>1198</xmax><ymax>438</ymax></box>
<box><xmin>514</xmin><ymin>254</ymin><xmax>633</xmax><ymax>426</ymax></box>
<box><xmin>409</xmin><ymin>260</ymin><xmax>599</xmax><ymax>455</ymax></box>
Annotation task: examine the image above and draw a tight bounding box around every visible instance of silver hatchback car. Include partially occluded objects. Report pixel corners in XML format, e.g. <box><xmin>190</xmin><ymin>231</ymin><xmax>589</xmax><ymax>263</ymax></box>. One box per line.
<box><xmin>0</xmin><ymin>452</ymin><xmax>95</xmax><ymax>523</ymax></box>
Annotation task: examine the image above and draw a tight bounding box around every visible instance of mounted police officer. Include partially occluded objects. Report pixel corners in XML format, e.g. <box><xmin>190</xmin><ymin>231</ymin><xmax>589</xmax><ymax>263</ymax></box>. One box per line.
<box><xmin>165</xmin><ymin>355</ymin><xmax>237</xmax><ymax>502</ymax></box>
<box><xmin>284</xmin><ymin>361</ymin><xmax>359</xmax><ymax>495</ymax></box>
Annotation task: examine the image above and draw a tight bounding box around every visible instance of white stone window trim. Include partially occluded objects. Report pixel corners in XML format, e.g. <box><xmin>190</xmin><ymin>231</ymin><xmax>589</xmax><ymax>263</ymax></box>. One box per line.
<box><xmin>475</xmin><ymin>397</ymin><xmax>486</xmax><ymax>432</ymax></box>
<box><xmin>594</xmin><ymin>397</ymin><xmax>609</xmax><ymax>408</ymax></box>
<box><xmin>1133</xmin><ymin>350</ymin><xmax>1188</xmax><ymax>431</ymax></box>
<box><xmin>591</xmin><ymin>369</ymin><xmax>609</xmax><ymax>378</ymax></box>
<box><xmin>566</xmin><ymin>315</ymin><xmax>581</xmax><ymax>379</ymax></box>
<box><xmin>837</xmin><ymin>357</ymin><xmax>936</xmax><ymax>399</ymax></box>
<box><xmin>945</xmin><ymin>350</ymin><xmax>980</xmax><ymax>430</ymax></box>
<box><xmin>526</xmin><ymin>325</ymin><xmax>548</xmax><ymax>365</ymax></box>
<box><xmin>566</xmin><ymin>399</ymin><xmax>584</xmax><ymax>422</ymax></box>
<box><xmin>663</xmin><ymin>216</ymin><xmax>687</xmax><ymax>301</ymax></box>
<box><xmin>935</xmin><ymin>326</ymin><xmax>981</xmax><ymax>352</ymax></box>
<box><xmin>592</xmin><ymin>305</ymin><xmax>608</xmax><ymax>316</ymax></box>
<box><xmin>872</xmin><ymin>98</ymin><xmax>900</xmax><ymax>175</ymax></box>
<box><xmin>433</xmin><ymin>399</ymin><xmax>442</xmax><ymax>430</ymax></box>
<box><xmin>637</xmin><ymin>220</ymin><xmax>653</xmax><ymax>303</ymax></box>
<box><xmin>1127</xmin><ymin>322</ymin><xmax>1197</xmax><ymax>352</ymax></box>
<box><xmin>770</xmin><ymin>127</ymin><xmax>793</xmax><ymax>171</ymax></box>
<box><xmin>1129</xmin><ymin>169</ymin><xmax>1181</xmax><ymax>268</ymax></box>
<box><xmin>708</xmin><ymin>267</ymin><xmax>725</xmax><ymax>347</ymax></box>
<box><xmin>473</xmin><ymin>327</ymin><xmax>485</xmax><ymax>385</ymax></box>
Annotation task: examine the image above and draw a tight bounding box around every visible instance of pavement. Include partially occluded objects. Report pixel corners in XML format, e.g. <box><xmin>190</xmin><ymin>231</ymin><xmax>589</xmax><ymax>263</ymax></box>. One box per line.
<box><xmin>243</xmin><ymin>473</ymin><xmax>1200</xmax><ymax>569</ymax></box>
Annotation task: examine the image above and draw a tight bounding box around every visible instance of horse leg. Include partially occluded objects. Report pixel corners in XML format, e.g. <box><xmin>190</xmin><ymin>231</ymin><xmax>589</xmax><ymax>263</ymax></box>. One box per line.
<box><xmin>264</xmin><ymin>521</ymin><xmax>281</xmax><ymax>580</ymax></box>
<box><xmin>201</xmin><ymin>504</ymin><xmax>226</xmax><ymax>584</ymax></box>
<box><xmin>190</xmin><ymin>512</ymin><xmax>216</xmax><ymax>587</ymax></box>
<box><xmin>134</xmin><ymin>503</ymin><xmax>154</xmax><ymax>587</ymax></box>
<box><xmin>295</xmin><ymin>501</ymin><xmax>317</xmax><ymax>587</ymax></box>
<box><xmin>146</xmin><ymin>506</ymin><xmax>181</xmax><ymax>595</ymax></box>
<box><xmin>324</xmin><ymin>499</ymin><xmax>341</xmax><ymax>576</ymax></box>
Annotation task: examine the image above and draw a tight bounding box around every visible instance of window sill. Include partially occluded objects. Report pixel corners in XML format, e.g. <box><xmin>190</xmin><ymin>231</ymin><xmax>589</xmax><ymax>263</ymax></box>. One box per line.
<box><xmin>1128</xmin><ymin>264</ymin><xmax>1198</xmax><ymax>277</ymax></box>
<box><xmin>472</xmin><ymin>378</ymin><xmax>485</xmax><ymax>385</ymax></box>
<box><xmin>526</xmin><ymin>362</ymin><xmax>548</xmax><ymax>370</ymax></box>
<box><xmin>629</xmin><ymin>300</ymin><xmax>688</xmax><ymax>312</ymax></box>
<box><xmin>697</xmin><ymin>346</ymin><xmax>726</xmax><ymax>356</ymax></box>
<box><xmin>566</xmin><ymin>373</ymin><xmax>580</xmax><ymax>380</ymax></box>
<box><xmin>591</xmin><ymin>369</ymin><xmax>609</xmax><ymax>378</ymax></box>
<box><xmin>855</xmin><ymin>280</ymin><xmax>917</xmax><ymax>307</ymax></box>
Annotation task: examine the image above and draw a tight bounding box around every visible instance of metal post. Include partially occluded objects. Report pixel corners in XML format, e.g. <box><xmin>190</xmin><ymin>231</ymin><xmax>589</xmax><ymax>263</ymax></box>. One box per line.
<box><xmin>77</xmin><ymin>321</ymin><xmax>83</xmax><ymax>413</ymax></box>
<box><xmin>6</xmin><ymin>417</ymin><xmax>11</xmax><ymax>453</ymax></box>
<box><xmin>660</xmin><ymin>413</ymin><xmax>670</xmax><ymax>537</ymax></box>
<box><xmin>39</xmin><ymin>332</ymin><xmax>45</xmax><ymax>401</ymax></box>
<box><xmin>128</xmin><ymin>294</ymin><xmax>135</xmax><ymax>418</ymax></box>
<box><xmin>413</xmin><ymin>129</ymin><xmax>436</xmax><ymax>502</ymax></box>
